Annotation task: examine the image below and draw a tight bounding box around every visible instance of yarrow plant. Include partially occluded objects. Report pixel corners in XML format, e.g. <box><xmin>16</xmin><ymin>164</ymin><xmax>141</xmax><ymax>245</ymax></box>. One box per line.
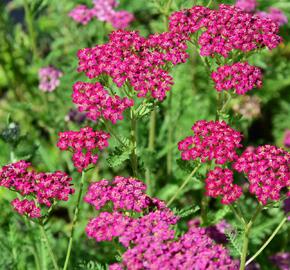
<box><xmin>1</xmin><ymin>1</ymin><xmax>289</xmax><ymax>270</ymax></box>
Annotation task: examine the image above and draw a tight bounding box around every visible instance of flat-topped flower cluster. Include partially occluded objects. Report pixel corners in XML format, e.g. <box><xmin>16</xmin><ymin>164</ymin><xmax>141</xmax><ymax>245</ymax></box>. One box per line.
<box><xmin>0</xmin><ymin>161</ymin><xmax>74</xmax><ymax>218</ymax></box>
<box><xmin>85</xmin><ymin>176</ymin><xmax>239</xmax><ymax>270</ymax></box>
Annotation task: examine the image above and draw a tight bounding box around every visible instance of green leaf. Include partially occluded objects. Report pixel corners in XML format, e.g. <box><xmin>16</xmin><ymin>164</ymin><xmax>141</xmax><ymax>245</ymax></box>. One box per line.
<box><xmin>107</xmin><ymin>146</ymin><xmax>132</xmax><ymax>168</ymax></box>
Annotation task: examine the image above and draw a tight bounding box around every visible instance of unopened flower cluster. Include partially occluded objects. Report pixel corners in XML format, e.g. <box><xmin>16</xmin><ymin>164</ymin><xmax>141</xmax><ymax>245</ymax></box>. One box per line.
<box><xmin>211</xmin><ymin>62</ymin><xmax>262</xmax><ymax>95</ymax></box>
<box><xmin>0</xmin><ymin>161</ymin><xmax>74</xmax><ymax>218</ymax></box>
<box><xmin>206</xmin><ymin>167</ymin><xmax>243</xmax><ymax>204</ymax></box>
<box><xmin>85</xmin><ymin>177</ymin><xmax>238</xmax><ymax>270</ymax></box>
<box><xmin>233</xmin><ymin>145</ymin><xmax>290</xmax><ymax>205</ymax></box>
<box><xmin>77</xmin><ymin>30</ymin><xmax>188</xmax><ymax>101</ymax></box>
<box><xmin>57</xmin><ymin>127</ymin><xmax>110</xmax><ymax>172</ymax></box>
<box><xmin>69</xmin><ymin>0</ymin><xmax>134</xmax><ymax>29</ymax></box>
<box><xmin>38</xmin><ymin>67</ymin><xmax>63</xmax><ymax>92</ymax></box>
<box><xmin>72</xmin><ymin>81</ymin><xmax>133</xmax><ymax>124</ymax></box>
<box><xmin>178</xmin><ymin>120</ymin><xmax>243</xmax><ymax>164</ymax></box>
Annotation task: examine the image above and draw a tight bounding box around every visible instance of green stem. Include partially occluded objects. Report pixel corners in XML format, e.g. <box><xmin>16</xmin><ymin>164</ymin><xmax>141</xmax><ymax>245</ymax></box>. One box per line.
<box><xmin>39</xmin><ymin>223</ymin><xmax>59</xmax><ymax>270</ymax></box>
<box><xmin>239</xmin><ymin>204</ymin><xmax>263</xmax><ymax>270</ymax></box>
<box><xmin>102</xmin><ymin>120</ymin><xmax>126</xmax><ymax>147</ymax></box>
<box><xmin>167</xmin><ymin>164</ymin><xmax>201</xmax><ymax>207</ymax></box>
<box><xmin>216</xmin><ymin>92</ymin><xmax>223</xmax><ymax>121</ymax></box>
<box><xmin>246</xmin><ymin>217</ymin><xmax>288</xmax><ymax>266</ymax></box>
<box><xmin>229</xmin><ymin>204</ymin><xmax>246</xmax><ymax>225</ymax></box>
<box><xmin>129</xmin><ymin>108</ymin><xmax>138</xmax><ymax>177</ymax></box>
<box><xmin>145</xmin><ymin>108</ymin><xmax>156</xmax><ymax>195</ymax></box>
<box><xmin>23</xmin><ymin>0</ymin><xmax>39</xmax><ymax>60</ymax></box>
<box><xmin>166</xmin><ymin>91</ymin><xmax>173</xmax><ymax>177</ymax></box>
<box><xmin>63</xmin><ymin>171</ymin><xmax>86</xmax><ymax>270</ymax></box>
<box><xmin>25</xmin><ymin>219</ymin><xmax>41</xmax><ymax>270</ymax></box>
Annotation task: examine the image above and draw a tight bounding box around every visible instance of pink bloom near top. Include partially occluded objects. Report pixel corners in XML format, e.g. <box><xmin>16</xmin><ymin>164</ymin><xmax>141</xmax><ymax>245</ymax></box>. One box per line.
<box><xmin>69</xmin><ymin>0</ymin><xmax>134</xmax><ymax>29</ymax></box>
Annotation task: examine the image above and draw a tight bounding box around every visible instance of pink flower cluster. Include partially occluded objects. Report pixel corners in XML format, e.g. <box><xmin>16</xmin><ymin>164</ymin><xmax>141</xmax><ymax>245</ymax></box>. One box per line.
<box><xmin>69</xmin><ymin>0</ymin><xmax>134</xmax><ymax>29</ymax></box>
<box><xmin>68</xmin><ymin>5</ymin><xmax>95</xmax><ymax>25</ymax></box>
<box><xmin>57</xmin><ymin>127</ymin><xmax>110</xmax><ymax>172</ymax></box>
<box><xmin>85</xmin><ymin>177</ymin><xmax>237</xmax><ymax>270</ymax></box>
<box><xmin>38</xmin><ymin>67</ymin><xmax>63</xmax><ymax>92</ymax></box>
<box><xmin>169</xmin><ymin>4</ymin><xmax>282</xmax><ymax>57</ymax></box>
<box><xmin>235</xmin><ymin>0</ymin><xmax>257</xmax><ymax>13</ymax></box>
<box><xmin>269</xmin><ymin>252</ymin><xmax>290</xmax><ymax>270</ymax></box>
<box><xmin>178</xmin><ymin>120</ymin><xmax>243</xmax><ymax>164</ymax></box>
<box><xmin>206</xmin><ymin>167</ymin><xmax>243</xmax><ymax>204</ymax></box>
<box><xmin>0</xmin><ymin>161</ymin><xmax>74</xmax><ymax>218</ymax></box>
<box><xmin>233</xmin><ymin>145</ymin><xmax>290</xmax><ymax>205</ymax></box>
<box><xmin>72</xmin><ymin>81</ymin><xmax>133</xmax><ymax>124</ymax></box>
<box><xmin>258</xmin><ymin>8</ymin><xmax>288</xmax><ymax>27</ymax></box>
<box><xmin>84</xmin><ymin>176</ymin><xmax>164</xmax><ymax>212</ymax></box>
<box><xmin>211</xmin><ymin>62</ymin><xmax>263</xmax><ymax>95</ymax></box>
<box><xmin>11</xmin><ymin>198</ymin><xmax>41</xmax><ymax>218</ymax></box>
<box><xmin>77</xmin><ymin>30</ymin><xmax>188</xmax><ymax>100</ymax></box>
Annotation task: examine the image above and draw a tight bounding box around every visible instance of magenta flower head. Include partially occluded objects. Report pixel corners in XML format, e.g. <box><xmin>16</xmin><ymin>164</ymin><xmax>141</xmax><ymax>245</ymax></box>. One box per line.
<box><xmin>258</xmin><ymin>8</ymin><xmax>288</xmax><ymax>27</ymax></box>
<box><xmin>235</xmin><ymin>0</ymin><xmax>258</xmax><ymax>13</ymax></box>
<box><xmin>0</xmin><ymin>161</ymin><xmax>74</xmax><ymax>218</ymax></box>
<box><xmin>38</xmin><ymin>67</ymin><xmax>63</xmax><ymax>92</ymax></box>
<box><xmin>284</xmin><ymin>130</ymin><xmax>290</xmax><ymax>148</ymax></box>
<box><xmin>93</xmin><ymin>0</ymin><xmax>134</xmax><ymax>29</ymax></box>
<box><xmin>68</xmin><ymin>5</ymin><xmax>95</xmax><ymax>25</ymax></box>
<box><xmin>178</xmin><ymin>120</ymin><xmax>243</xmax><ymax>165</ymax></box>
<box><xmin>233</xmin><ymin>145</ymin><xmax>290</xmax><ymax>205</ymax></box>
<box><xmin>57</xmin><ymin>127</ymin><xmax>110</xmax><ymax>172</ymax></box>
<box><xmin>211</xmin><ymin>62</ymin><xmax>263</xmax><ymax>95</ymax></box>
<box><xmin>77</xmin><ymin>30</ymin><xmax>188</xmax><ymax>101</ymax></box>
<box><xmin>206</xmin><ymin>167</ymin><xmax>243</xmax><ymax>204</ymax></box>
<box><xmin>84</xmin><ymin>176</ymin><xmax>165</xmax><ymax>212</ymax></box>
<box><xmin>169</xmin><ymin>4</ymin><xmax>282</xmax><ymax>57</ymax></box>
<box><xmin>72</xmin><ymin>81</ymin><xmax>133</xmax><ymax>124</ymax></box>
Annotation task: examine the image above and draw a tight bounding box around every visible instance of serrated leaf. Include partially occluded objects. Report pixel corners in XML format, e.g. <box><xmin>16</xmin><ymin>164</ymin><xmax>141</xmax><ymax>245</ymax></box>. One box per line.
<box><xmin>107</xmin><ymin>146</ymin><xmax>132</xmax><ymax>168</ymax></box>
<box><xmin>174</xmin><ymin>205</ymin><xmax>200</xmax><ymax>218</ymax></box>
<box><xmin>176</xmin><ymin>158</ymin><xmax>198</xmax><ymax>174</ymax></box>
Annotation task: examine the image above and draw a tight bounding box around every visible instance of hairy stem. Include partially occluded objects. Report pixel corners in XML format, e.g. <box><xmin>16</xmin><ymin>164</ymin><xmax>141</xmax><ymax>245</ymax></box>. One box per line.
<box><xmin>167</xmin><ymin>164</ymin><xmax>201</xmax><ymax>207</ymax></box>
<box><xmin>246</xmin><ymin>217</ymin><xmax>288</xmax><ymax>266</ymax></box>
<box><xmin>63</xmin><ymin>171</ymin><xmax>86</xmax><ymax>270</ymax></box>
<box><xmin>145</xmin><ymin>108</ymin><xmax>156</xmax><ymax>195</ymax></box>
<box><xmin>130</xmin><ymin>108</ymin><xmax>138</xmax><ymax>177</ymax></box>
<box><xmin>39</xmin><ymin>223</ymin><xmax>59</xmax><ymax>270</ymax></box>
<box><xmin>166</xmin><ymin>91</ymin><xmax>173</xmax><ymax>177</ymax></box>
<box><xmin>239</xmin><ymin>204</ymin><xmax>263</xmax><ymax>270</ymax></box>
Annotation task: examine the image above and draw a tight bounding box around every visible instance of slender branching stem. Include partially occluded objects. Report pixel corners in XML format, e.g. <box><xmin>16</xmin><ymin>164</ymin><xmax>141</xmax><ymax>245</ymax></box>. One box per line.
<box><xmin>129</xmin><ymin>108</ymin><xmax>138</xmax><ymax>177</ymax></box>
<box><xmin>239</xmin><ymin>204</ymin><xmax>263</xmax><ymax>270</ymax></box>
<box><xmin>246</xmin><ymin>217</ymin><xmax>288</xmax><ymax>266</ymax></box>
<box><xmin>63</xmin><ymin>171</ymin><xmax>86</xmax><ymax>270</ymax></box>
<box><xmin>167</xmin><ymin>164</ymin><xmax>201</xmax><ymax>207</ymax></box>
<box><xmin>39</xmin><ymin>222</ymin><xmax>59</xmax><ymax>270</ymax></box>
<box><xmin>145</xmin><ymin>108</ymin><xmax>156</xmax><ymax>195</ymax></box>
